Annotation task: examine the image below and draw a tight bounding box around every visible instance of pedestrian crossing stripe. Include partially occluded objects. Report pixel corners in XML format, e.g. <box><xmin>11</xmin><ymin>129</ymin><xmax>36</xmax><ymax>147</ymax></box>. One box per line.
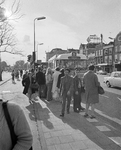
<box><xmin>79</xmin><ymin>104</ymin><xmax>121</xmax><ymax>147</ymax></box>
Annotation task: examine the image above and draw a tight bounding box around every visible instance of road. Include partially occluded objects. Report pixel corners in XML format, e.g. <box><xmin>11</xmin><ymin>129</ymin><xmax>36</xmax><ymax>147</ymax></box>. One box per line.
<box><xmin>89</xmin><ymin>74</ymin><xmax>121</xmax><ymax>137</ymax></box>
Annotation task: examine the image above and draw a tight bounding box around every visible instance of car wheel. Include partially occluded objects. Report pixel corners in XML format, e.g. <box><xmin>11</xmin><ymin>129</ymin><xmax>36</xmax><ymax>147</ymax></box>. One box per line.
<box><xmin>106</xmin><ymin>81</ymin><xmax>111</xmax><ymax>87</ymax></box>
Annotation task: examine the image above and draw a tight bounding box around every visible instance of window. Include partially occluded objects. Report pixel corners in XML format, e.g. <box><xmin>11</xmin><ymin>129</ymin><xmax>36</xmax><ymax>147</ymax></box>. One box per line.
<box><xmin>104</xmin><ymin>49</ymin><xmax>108</xmax><ymax>55</ymax></box>
<box><xmin>99</xmin><ymin>49</ymin><xmax>103</xmax><ymax>56</ymax></box>
<box><xmin>104</xmin><ymin>56</ymin><xmax>108</xmax><ymax>63</ymax></box>
<box><xmin>119</xmin><ymin>45</ymin><xmax>121</xmax><ymax>52</ymax></box>
<box><xmin>109</xmin><ymin>48</ymin><xmax>112</xmax><ymax>54</ymax></box>
<box><xmin>115</xmin><ymin>46</ymin><xmax>118</xmax><ymax>53</ymax></box>
<box><xmin>115</xmin><ymin>55</ymin><xmax>118</xmax><ymax>62</ymax></box>
<box><xmin>109</xmin><ymin>55</ymin><xmax>112</xmax><ymax>64</ymax></box>
<box><xmin>119</xmin><ymin>54</ymin><xmax>121</xmax><ymax>61</ymax></box>
<box><xmin>95</xmin><ymin>51</ymin><xmax>98</xmax><ymax>57</ymax></box>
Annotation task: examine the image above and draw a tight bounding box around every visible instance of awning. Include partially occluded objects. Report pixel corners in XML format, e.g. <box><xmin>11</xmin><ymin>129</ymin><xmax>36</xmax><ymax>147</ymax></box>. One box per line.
<box><xmin>48</xmin><ymin>55</ymin><xmax>57</xmax><ymax>62</ymax></box>
<box><xmin>96</xmin><ymin>63</ymin><xmax>108</xmax><ymax>66</ymax></box>
<box><xmin>56</xmin><ymin>53</ymin><xmax>87</xmax><ymax>60</ymax></box>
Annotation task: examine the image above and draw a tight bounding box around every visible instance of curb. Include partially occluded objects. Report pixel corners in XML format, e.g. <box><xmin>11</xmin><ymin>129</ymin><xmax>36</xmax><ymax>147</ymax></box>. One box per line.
<box><xmin>0</xmin><ymin>78</ymin><xmax>12</xmax><ymax>86</ymax></box>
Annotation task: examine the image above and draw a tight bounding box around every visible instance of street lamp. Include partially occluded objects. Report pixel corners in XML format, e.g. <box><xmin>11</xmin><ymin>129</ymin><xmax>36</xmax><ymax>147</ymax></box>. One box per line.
<box><xmin>37</xmin><ymin>43</ymin><xmax>43</xmax><ymax>60</ymax></box>
<box><xmin>34</xmin><ymin>16</ymin><xmax>46</xmax><ymax>69</ymax></box>
<box><xmin>109</xmin><ymin>37</ymin><xmax>115</xmax><ymax>71</ymax></box>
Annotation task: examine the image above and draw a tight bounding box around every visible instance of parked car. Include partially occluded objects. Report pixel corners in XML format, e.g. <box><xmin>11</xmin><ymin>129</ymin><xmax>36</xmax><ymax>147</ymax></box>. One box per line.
<box><xmin>97</xmin><ymin>70</ymin><xmax>107</xmax><ymax>75</ymax></box>
<box><xmin>104</xmin><ymin>71</ymin><xmax>121</xmax><ymax>88</ymax></box>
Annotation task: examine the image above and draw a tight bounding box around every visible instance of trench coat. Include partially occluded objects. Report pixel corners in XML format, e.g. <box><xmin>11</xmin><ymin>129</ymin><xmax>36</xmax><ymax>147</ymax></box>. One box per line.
<box><xmin>83</xmin><ymin>70</ymin><xmax>100</xmax><ymax>104</ymax></box>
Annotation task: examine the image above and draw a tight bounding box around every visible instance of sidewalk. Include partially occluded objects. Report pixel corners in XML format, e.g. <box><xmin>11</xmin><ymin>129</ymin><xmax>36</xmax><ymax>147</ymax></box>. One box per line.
<box><xmin>0</xmin><ymin>72</ymin><xmax>11</xmax><ymax>85</ymax></box>
<box><xmin>31</xmin><ymin>96</ymin><xmax>121</xmax><ymax>150</ymax></box>
<box><xmin>1</xmin><ymin>77</ymin><xmax>121</xmax><ymax>150</ymax></box>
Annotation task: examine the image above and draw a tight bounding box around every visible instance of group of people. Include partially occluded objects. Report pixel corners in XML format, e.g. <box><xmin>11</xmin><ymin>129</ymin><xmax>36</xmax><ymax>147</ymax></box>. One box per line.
<box><xmin>22</xmin><ymin>64</ymin><xmax>101</xmax><ymax>119</ymax></box>
<box><xmin>22</xmin><ymin>67</ymin><xmax>46</xmax><ymax>103</ymax></box>
<box><xmin>59</xmin><ymin>64</ymin><xmax>101</xmax><ymax>119</ymax></box>
<box><xmin>11</xmin><ymin>69</ymin><xmax>23</xmax><ymax>83</ymax></box>
<box><xmin>0</xmin><ymin>64</ymin><xmax>101</xmax><ymax>149</ymax></box>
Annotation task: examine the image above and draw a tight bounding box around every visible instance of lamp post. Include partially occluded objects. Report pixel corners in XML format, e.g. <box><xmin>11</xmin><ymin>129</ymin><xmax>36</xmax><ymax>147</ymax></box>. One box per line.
<box><xmin>34</xmin><ymin>16</ymin><xmax>46</xmax><ymax>69</ymax></box>
<box><xmin>37</xmin><ymin>43</ymin><xmax>43</xmax><ymax>60</ymax></box>
<box><xmin>109</xmin><ymin>37</ymin><xmax>115</xmax><ymax>71</ymax></box>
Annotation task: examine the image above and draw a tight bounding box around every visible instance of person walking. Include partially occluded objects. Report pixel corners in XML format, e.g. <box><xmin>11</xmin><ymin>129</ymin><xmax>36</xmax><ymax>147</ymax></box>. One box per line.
<box><xmin>73</xmin><ymin>67</ymin><xmax>85</xmax><ymax>113</ymax></box>
<box><xmin>0</xmin><ymin>99</ymin><xmax>33</xmax><ymax>150</ymax></box>
<box><xmin>45</xmin><ymin>67</ymin><xmax>53</xmax><ymax>101</ymax></box>
<box><xmin>83</xmin><ymin>64</ymin><xmax>100</xmax><ymax>119</ymax></box>
<box><xmin>60</xmin><ymin>68</ymin><xmax>73</xmax><ymax>117</ymax></box>
<box><xmin>11</xmin><ymin>70</ymin><xmax>15</xmax><ymax>84</ymax></box>
<box><xmin>20</xmin><ymin>69</ymin><xmax>23</xmax><ymax>78</ymax></box>
<box><xmin>28</xmin><ymin>69</ymin><xmax>38</xmax><ymax>103</ymax></box>
<box><xmin>36</xmin><ymin>67</ymin><xmax>46</xmax><ymax>99</ymax></box>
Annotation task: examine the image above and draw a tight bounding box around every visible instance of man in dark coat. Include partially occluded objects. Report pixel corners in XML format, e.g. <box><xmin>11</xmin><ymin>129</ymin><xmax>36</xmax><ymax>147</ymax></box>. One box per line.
<box><xmin>73</xmin><ymin>67</ymin><xmax>85</xmax><ymax>113</ymax></box>
<box><xmin>22</xmin><ymin>71</ymin><xmax>30</xmax><ymax>95</ymax></box>
<box><xmin>60</xmin><ymin>68</ymin><xmax>73</xmax><ymax>117</ymax></box>
<box><xmin>36</xmin><ymin>67</ymin><xmax>46</xmax><ymax>98</ymax></box>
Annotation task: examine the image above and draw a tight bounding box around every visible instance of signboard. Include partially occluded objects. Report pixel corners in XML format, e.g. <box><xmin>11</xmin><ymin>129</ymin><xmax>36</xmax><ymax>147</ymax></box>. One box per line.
<box><xmin>37</xmin><ymin>60</ymin><xmax>41</xmax><ymax>64</ymax></box>
<box><xmin>68</xmin><ymin>52</ymin><xmax>80</xmax><ymax>60</ymax></box>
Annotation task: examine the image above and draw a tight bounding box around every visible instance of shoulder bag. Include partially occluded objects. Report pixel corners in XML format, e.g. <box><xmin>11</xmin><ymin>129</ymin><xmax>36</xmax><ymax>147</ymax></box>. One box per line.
<box><xmin>98</xmin><ymin>86</ymin><xmax>105</xmax><ymax>95</ymax></box>
<box><xmin>2</xmin><ymin>101</ymin><xmax>33</xmax><ymax>150</ymax></box>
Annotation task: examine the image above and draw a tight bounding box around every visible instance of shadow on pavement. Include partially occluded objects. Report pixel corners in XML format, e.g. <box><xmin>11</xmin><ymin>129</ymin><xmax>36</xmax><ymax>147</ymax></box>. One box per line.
<box><xmin>26</xmin><ymin>96</ymin><xmax>54</xmax><ymax>130</ymax></box>
<box><xmin>42</xmin><ymin>98</ymin><xmax>120</xmax><ymax>150</ymax></box>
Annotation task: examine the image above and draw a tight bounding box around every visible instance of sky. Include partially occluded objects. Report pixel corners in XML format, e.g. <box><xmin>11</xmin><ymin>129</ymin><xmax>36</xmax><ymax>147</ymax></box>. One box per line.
<box><xmin>1</xmin><ymin>0</ymin><xmax>121</xmax><ymax>65</ymax></box>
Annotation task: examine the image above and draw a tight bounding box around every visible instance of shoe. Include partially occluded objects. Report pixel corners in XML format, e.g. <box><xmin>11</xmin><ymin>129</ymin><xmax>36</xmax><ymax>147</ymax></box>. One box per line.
<box><xmin>84</xmin><ymin>113</ymin><xmax>89</xmax><ymax>118</ymax></box>
<box><xmin>60</xmin><ymin>113</ymin><xmax>64</xmax><ymax>117</ymax></box>
<box><xmin>90</xmin><ymin>115</ymin><xmax>96</xmax><ymax>119</ymax></box>
<box><xmin>29</xmin><ymin>100</ymin><xmax>33</xmax><ymax>104</ymax></box>
<box><xmin>80</xmin><ymin>107</ymin><xmax>85</xmax><ymax>111</ymax></box>
<box><xmin>74</xmin><ymin>110</ymin><xmax>79</xmax><ymax>113</ymax></box>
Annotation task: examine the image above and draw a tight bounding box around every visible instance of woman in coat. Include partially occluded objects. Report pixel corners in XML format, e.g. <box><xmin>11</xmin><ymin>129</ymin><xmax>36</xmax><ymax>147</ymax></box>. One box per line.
<box><xmin>83</xmin><ymin>64</ymin><xmax>100</xmax><ymax>119</ymax></box>
<box><xmin>51</xmin><ymin>67</ymin><xmax>60</xmax><ymax>100</ymax></box>
<box><xmin>45</xmin><ymin>67</ymin><xmax>53</xmax><ymax>101</ymax></box>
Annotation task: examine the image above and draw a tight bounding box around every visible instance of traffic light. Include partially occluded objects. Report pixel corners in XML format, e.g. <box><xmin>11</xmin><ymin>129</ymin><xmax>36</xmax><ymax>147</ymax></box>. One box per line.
<box><xmin>27</xmin><ymin>55</ymin><xmax>32</xmax><ymax>62</ymax></box>
<box><xmin>32</xmin><ymin>52</ymin><xmax>36</xmax><ymax>62</ymax></box>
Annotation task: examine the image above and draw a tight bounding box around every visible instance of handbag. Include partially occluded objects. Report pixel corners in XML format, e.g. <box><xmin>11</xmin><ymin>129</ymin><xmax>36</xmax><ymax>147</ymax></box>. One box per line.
<box><xmin>81</xmin><ymin>86</ymin><xmax>85</xmax><ymax>93</ymax></box>
<box><xmin>2</xmin><ymin>101</ymin><xmax>33</xmax><ymax>150</ymax></box>
<box><xmin>98</xmin><ymin>86</ymin><xmax>105</xmax><ymax>95</ymax></box>
<box><xmin>30</xmin><ymin>83</ymin><xmax>39</xmax><ymax>89</ymax></box>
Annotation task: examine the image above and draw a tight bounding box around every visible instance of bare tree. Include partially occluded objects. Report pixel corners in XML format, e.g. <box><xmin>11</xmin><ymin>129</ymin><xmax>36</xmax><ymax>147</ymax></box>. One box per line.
<box><xmin>0</xmin><ymin>0</ymin><xmax>24</xmax><ymax>81</ymax></box>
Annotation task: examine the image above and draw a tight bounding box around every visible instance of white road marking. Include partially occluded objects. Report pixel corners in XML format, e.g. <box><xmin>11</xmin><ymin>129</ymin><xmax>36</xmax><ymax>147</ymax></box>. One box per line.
<box><xmin>95</xmin><ymin>109</ymin><xmax>121</xmax><ymax>126</ymax></box>
<box><xmin>81</xmin><ymin>103</ymin><xmax>121</xmax><ymax>126</ymax></box>
<box><xmin>117</xmin><ymin>97</ymin><xmax>121</xmax><ymax>102</ymax></box>
<box><xmin>100</xmin><ymin>95</ymin><xmax>109</xmax><ymax>98</ymax></box>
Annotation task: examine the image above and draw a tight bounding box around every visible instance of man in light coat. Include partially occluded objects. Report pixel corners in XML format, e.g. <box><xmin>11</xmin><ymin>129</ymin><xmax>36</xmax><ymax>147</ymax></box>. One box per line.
<box><xmin>83</xmin><ymin>64</ymin><xmax>100</xmax><ymax>119</ymax></box>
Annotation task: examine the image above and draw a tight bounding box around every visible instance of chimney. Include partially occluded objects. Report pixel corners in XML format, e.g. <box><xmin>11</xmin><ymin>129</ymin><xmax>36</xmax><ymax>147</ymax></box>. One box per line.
<box><xmin>101</xmin><ymin>34</ymin><xmax>103</xmax><ymax>44</ymax></box>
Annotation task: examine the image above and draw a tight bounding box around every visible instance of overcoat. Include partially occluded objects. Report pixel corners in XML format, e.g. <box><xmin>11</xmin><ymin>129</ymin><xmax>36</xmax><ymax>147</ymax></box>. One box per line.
<box><xmin>83</xmin><ymin>70</ymin><xmax>100</xmax><ymax>104</ymax></box>
<box><xmin>60</xmin><ymin>75</ymin><xmax>73</xmax><ymax>96</ymax></box>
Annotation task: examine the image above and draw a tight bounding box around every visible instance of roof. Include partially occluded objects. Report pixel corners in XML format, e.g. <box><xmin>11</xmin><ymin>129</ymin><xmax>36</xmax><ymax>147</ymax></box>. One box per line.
<box><xmin>48</xmin><ymin>55</ymin><xmax>57</xmax><ymax>62</ymax></box>
<box><xmin>56</xmin><ymin>53</ymin><xmax>87</xmax><ymax>60</ymax></box>
<box><xmin>96</xmin><ymin>63</ymin><xmax>108</xmax><ymax>66</ymax></box>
